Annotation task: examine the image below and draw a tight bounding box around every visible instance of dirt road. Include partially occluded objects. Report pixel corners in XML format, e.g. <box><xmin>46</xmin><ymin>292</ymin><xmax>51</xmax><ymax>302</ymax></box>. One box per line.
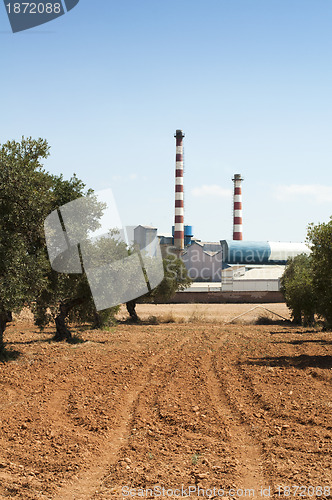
<box><xmin>0</xmin><ymin>308</ymin><xmax>331</xmax><ymax>499</ymax></box>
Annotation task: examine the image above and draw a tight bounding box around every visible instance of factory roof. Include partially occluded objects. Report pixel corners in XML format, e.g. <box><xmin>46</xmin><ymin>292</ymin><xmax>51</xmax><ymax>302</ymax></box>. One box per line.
<box><xmin>136</xmin><ymin>225</ymin><xmax>157</xmax><ymax>230</ymax></box>
<box><xmin>190</xmin><ymin>241</ymin><xmax>221</xmax><ymax>252</ymax></box>
<box><xmin>179</xmin><ymin>282</ymin><xmax>222</xmax><ymax>292</ymax></box>
<box><xmin>158</xmin><ymin>232</ymin><xmax>173</xmax><ymax>238</ymax></box>
<box><xmin>232</xmin><ymin>266</ymin><xmax>285</xmax><ymax>281</ymax></box>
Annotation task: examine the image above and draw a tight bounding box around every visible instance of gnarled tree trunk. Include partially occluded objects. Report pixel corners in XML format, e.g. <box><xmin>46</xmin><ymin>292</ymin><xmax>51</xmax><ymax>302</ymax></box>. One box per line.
<box><xmin>126</xmin><ymin>300</ymin><xmax>139</xmax><ymax>322</ymax></box>
<box><xmin>0</xmin><ymin>311</ymin><xmax>12</xmax><ymax>355</ymax></box>
<box><xmin>92</xmin><ymin>311</ymin><xmax>101</xmax><ymax>329</ymax></box>
<box><xmin>54</xmin><ymin>298</ymin><xmax>85</xmax><ymax>341</ymax></box>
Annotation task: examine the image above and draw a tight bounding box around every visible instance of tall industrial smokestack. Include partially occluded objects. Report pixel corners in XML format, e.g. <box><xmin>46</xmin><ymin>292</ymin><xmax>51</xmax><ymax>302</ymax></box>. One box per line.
<box><xmin>232</xmin><ymin>174</ymin><xmax>243</xmax><ymax>240</ymax></box>
<box><xmin>174</xmin><ymin>129</ymin><xmax>185</xmax><ymax>251</ymax></box>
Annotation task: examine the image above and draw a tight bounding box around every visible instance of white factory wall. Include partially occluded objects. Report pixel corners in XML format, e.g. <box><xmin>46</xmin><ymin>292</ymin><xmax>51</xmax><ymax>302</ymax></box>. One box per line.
<box><xmin>232</xmin><ymin>279</ymin><xmax>280</xmax><ymax>292</ymax></box>
<box><xmin>221</xmin><ymin>265</ymin><xmax>284</xmax><ymax>292</ymax></box>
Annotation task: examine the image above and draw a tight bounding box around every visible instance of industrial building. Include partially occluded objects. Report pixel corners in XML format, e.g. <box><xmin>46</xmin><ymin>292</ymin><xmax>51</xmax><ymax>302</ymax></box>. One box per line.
<box><xmin>134</xmin><ymin>225</ymin><xmax>158</xmax><ymax>256</ymax></box>
<box><xmin>181</xmin><ymin>240</ymin><xmax>222</xmax><ymax>282</ymax></box>
<box><xmin>141</xmin><ymin>130</ymin><xmax>310</xmax><ymax>303</ymax></box>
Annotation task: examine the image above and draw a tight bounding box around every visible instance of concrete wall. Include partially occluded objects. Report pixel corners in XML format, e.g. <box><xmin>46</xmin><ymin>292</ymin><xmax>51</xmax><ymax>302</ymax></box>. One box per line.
<box><xmin>232</xmin><ymin>280</ymin><xmax>280</xmax><ymax>292</ymax></box>
<box><xmin>169</xmin><ymin>291</ymin><xmax>285</xmax><ymax>304</ymax></box>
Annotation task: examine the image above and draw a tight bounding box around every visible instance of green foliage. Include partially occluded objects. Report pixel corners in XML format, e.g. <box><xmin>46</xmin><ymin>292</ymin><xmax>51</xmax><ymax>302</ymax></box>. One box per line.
<box><xmin>0</xmin><ymin>138</ymin><xmax>52</xmax><ymax>314</ymax></box>
<box><xmin>0</xmin><ymin>138</ymin><xmax>55</xmax><ymax>351</ymax></box>
<box><xmin>28</xmin><ymin>178</ymin><xmax>99</xmax><ymax>333</ymax></box>
<box><xmin>94</xmin><ymin>307</ymin><xmax>120</xmax><ymax>329</ymax></box>
<box><xmin>307</xmin><ymin>217</ymin><xmax>332</xmax><ymax>327</ymax></box>
<box><xmin>34</xmin><ymin>227</ymin><xmax>125</xmax><ymax>335</ymax></box>
<box><xmin>280</xmin><ymin>254</ymin><xmax>315</xmax><ymax>325</ymax></box>
<box><xmin>0</xmin><ymin>137</ymin><xmax>118</xmax><ymax>350</ymax></box>
<box><xmin>145</xmin><ymin>252</ymin><xmax>192</xmax><ymax>304</ymax></box>
<box><xmin>281</xmin><ymin>217</ymin><xmax>332</xmax><ymax>328</ymax></box>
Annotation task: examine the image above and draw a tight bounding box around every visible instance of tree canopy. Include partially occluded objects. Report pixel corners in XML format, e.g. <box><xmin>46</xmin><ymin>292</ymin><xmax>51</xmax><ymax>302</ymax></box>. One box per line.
<box><xmin>281</xmin><ymin>216</ymin><xmax>332</xmax><ymax>328</ymax></box>
<box><xmin>307</xmin><ymin>217</ymin><xmax>332</xmax><ymax>327</ymax></box>
<box><xmin>280</xmin><ymin>254</ymin><xmax>315</xmax><ymax>325</ymax></box>
<box><xmin>0</xmin><ymin>138</ymin><xmax>98</xmax><ymax>351</ymax></box>
<box><xmin>1</xmin><ymin>138</ymin><xmax>52</xmax><ymax>352</ymax></box>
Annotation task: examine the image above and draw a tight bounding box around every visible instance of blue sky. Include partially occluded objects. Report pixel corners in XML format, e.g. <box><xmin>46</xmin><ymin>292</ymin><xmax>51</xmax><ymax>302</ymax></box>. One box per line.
<box><xmin>1</xmin><ymin>0</ymin><xmax>331</xmax><ymax>243</ymax></box>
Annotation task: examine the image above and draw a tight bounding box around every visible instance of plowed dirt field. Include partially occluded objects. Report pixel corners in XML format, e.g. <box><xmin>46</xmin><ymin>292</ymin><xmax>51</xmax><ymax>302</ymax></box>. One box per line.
<box><xmin>0</xmin><ymin>304</ymin><xmax>331</xmax><ymax>499</ymax></box>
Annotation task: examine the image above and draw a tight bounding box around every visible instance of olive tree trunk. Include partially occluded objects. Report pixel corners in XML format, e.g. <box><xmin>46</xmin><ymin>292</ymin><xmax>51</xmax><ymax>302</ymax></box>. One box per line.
<box><xmin>0</xmin><ymin>311</ymin><xmax>12</xmax><ymax>355</ymax></box>
<box><xmin>54</xmin><ymin>298</ymin><xmax>85</xmax><ymax>341</ymax></box>
<box><xmin>126</xmin><ymin>300</ymin><xmax>139</xmax><ymax>322</ymax></box>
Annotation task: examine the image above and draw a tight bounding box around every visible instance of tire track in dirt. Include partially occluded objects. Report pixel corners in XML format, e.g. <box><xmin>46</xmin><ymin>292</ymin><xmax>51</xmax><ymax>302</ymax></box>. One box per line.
<box><xmin>96</xmin><ymin>331</ymin><xmax>221</xmax><ymax>498</ymax></box>
<box><xmin>53</xmin><ymin>384</ymin><xmax>144</xmax><ymax>500</ymax></box>
<box><xmin>47</xmin><ymin>389</ymin><xmax>76</xmax><ymax>431</ymax></box>
<box><xmin>195</xmin><ymin>329</ymin><xmax>273</xmax><ymax>495</ymax></box>
<box><xmin>1</xmin><ymin>316</ymin><xmax>330</xmax><ymax>498</ymax></box>
<box><xmin>53</xmin><ymin>336</ymin><xmax>190</xmax><ymax>500</ymax></box>
<box><xmin>110</xmin><ymin>328</ymin><xmax>272</xmax><ymax>497</ymax></box>
<box><xmin>207</xmin><ymin>353</ymin><xmax>271</xmax><ymax>495</ymax></box>
<box><xmin>0</xmin><ymin>386</ymin><xmax>25</xmax><ymax>410</ymax></box>
<box><xmin>234</xmin><ymin>350</ymin><xmax>332</xmax><ymax>431</ymax></box>
<box><xmin>138</xmin><ymin>329</ymin><xmax>271</xmax><ymax>495</ymax></box>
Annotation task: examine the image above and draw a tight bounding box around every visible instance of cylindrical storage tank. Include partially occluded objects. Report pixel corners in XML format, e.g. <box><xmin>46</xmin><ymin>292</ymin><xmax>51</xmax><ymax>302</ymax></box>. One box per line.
<box><xmin>268</xmin><ymin>242</ymin><xmax>311</xmax><ymax>262</ymax></box>
<box><xmin>184</xmin><ymin>225</ymin><xmax>193</xmax><ymax>246</ymax></box>
<box><xmin>221</xmin><ymin>240</ymin><xmax>310</xmax><ymax>265</ymax></box>
<box><xmin>184</xmin><ymin>225</ymin><xmax>193</xmax><ymax>237</ymax></box>
<box><xmin>222</xmin><ymin>240</ymin><xmax>270</xmax><ymax>264</ymax></box>
<box><xmin>173</xmin><ymin>225</ymin><xmax>194</xmax><ymax>246</ymax></box>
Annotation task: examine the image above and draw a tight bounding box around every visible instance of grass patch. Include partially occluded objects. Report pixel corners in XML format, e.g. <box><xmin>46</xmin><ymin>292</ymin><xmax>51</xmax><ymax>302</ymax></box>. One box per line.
<box><xmin>159</xmin><ymin>312</ymin><xmax>177</xmax><ymax>324</ymax></box>
<box><xmin>146</xmin><ymin>315</ymin><xmax>160</xmax><ymax>325</ymax></box>
<box><xmin>255</xmin><ymin>315</ymin><xmax>276</xmax><ymax>325</ymax></box>
<box><xmin>99</xmin><ymin>326</ymin><xmax>117</xmax><ymax>333</ymax></box>
<box><xmin>144</xmin><ymin>313</ymin><xmax>186</xmax><ymax>324</ymax></box>
<box><xmin>187</xmin><ymin>310</ymin><xmax>206</xmax><ymax>324</ymax></box>
<box><xmin>191</xmin><ymin>453</ymin><xmax>201</xmax><ymax>465</ymax></box>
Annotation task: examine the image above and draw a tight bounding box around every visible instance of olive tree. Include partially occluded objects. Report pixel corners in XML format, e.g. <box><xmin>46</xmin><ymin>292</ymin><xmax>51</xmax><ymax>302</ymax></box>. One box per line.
<box><xmin>281</xmin><ymin>216</ymin><xmax>332</xmax><ymax>328</ymax></box>
<box><xmin>35</xmin><ymin>230</ymin><xmax>128</xmax><ymax>340</ymax></box>
<box><xmin>280</xmin><ymin>254</ymin><xmax>315</xmax><ymax>325</ymax></box>
<box><xmin>0</xmin><ymin>137</ymin><xmax>115</xmax><ymax>351</ymax></box>
<box><xmin>307</xmin><ymin>217</ymin><xmax>332</xmax><ymax>328</ymax></box>
<box><xmin>0</xmin><ymin>137</ymin><xmax>55</xmax><ymax>353</ymax></box>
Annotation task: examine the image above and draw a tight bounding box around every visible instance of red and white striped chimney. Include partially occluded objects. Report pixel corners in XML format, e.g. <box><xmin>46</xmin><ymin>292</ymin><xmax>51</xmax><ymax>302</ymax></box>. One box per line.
<box><xmin>232</xmin><ymin>174</ymin><xmax>243</xmax><ymax>240</ymax></box>
<box><xmin>174</xmin><ymin>129</ymin><xmax>185</xmax><ymax>251</ymax></box>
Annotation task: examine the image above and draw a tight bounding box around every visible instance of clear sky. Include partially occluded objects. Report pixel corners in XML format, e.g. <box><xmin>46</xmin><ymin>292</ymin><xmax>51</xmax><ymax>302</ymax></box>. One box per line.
<box><xmin>1</xmin><ymin>0</ymin><xmax>331</xmax><ymax>243</ymax></box>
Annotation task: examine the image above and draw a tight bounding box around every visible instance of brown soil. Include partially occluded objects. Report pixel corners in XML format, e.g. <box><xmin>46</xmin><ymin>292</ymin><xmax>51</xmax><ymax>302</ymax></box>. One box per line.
<box><xmin>0</xmin><ymin>304</ymin><xmax>331</xmax><ymax>499</ymax></box>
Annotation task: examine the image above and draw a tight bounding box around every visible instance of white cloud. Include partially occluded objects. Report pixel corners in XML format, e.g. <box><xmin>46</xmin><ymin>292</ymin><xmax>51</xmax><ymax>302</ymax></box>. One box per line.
<box><xmin>191</xmin><ymin>184</ymin><xmax>232</xmax><ymax>198</ymax></box>
<box><xmin>274</xmin><ymin>184</ymin><xmax>332</xmax><ymax>203</ymax></box>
